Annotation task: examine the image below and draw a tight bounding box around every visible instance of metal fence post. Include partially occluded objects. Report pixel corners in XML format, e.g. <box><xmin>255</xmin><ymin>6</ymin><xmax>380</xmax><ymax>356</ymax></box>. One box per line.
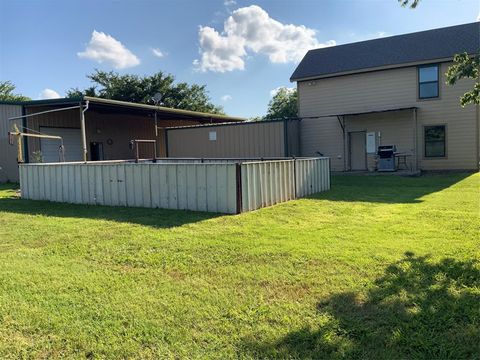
<box><xmin>235</xmin><ymin>162</ymin><xmax>242</xmax><ymax>214</ymax></box>
<box><xmin>293</xmin><ymin>156</ymin><xmax>297</xmax><ymax>199</ymax></box>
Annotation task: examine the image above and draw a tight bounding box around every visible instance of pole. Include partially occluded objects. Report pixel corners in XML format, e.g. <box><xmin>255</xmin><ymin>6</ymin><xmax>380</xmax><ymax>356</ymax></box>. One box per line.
<box><xmin>8</xmin><ymin>105</ymin><xmax>82</xmax><ymax>121</ymax></box>
<box><xmin>80</xmin><ymin>101</ymin><xmax>89</xmax><ymax>162</ymax></box>
<box><xmin>13</xmin><ymin>124</ymin><xmax>23</xmax><ymax>163</ymax></box>
<box><xmin>413</xmin><ymin>108</ymin><xmax>418</xmax><ymax>172</ymax></box>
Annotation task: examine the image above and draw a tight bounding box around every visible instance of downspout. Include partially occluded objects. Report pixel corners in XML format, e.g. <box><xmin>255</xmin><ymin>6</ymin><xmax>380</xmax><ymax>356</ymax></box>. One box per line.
<box><xmin>165</xmin><ymin>128</ymin><xmax>169</xmax><ymax>157</ymax></box>
<box><xmin>477</xmin><ymin>71</ymin><xmax>480</xmax><ymax>170</ymax></box>
<box><xmin>337</xmin><ymin>115</ymin><xmax>346</xmax><ymax>171</ymax></box>
<box><xmin>343</xmin><ymin>116</ymin><xmax>347</xmax><ymax>171</ymax></box>
<box><xmin>21</xmin><ymin>105</ymin><xmax>29</xmax><ymax>163</ymax></box>
<box><xmin>476</xmin><ymin>102</ymin><xmax>479</xmax><ymax>170</ymax></box>
<box><xmin>413</xmin><ymin>108</ymin><xmax>418</xmax><ymax>172</ymax></box>
<box><xmin>80</xmin><ymin>100</ymin><xmax>89</xmax><ymax>162</ymax></box>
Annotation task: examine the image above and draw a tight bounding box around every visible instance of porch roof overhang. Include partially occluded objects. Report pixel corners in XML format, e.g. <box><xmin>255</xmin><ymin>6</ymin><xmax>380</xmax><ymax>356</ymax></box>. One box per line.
<box><xmin>6</xmin><ymin>96</ymin><xmax>245</xmax><ymax>123</ymax></box>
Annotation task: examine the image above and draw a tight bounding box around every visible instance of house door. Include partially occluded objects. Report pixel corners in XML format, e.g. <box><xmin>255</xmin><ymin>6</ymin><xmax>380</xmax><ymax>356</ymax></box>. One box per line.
<box><xmin>349</xmin><ymin>131</ymin><xmax>367</xmax><ymax>171</ymax></box>
<box><xmin>90</xmin><ymin>142</ymin><xmax>104</xmax><ymax>161</ymax></box>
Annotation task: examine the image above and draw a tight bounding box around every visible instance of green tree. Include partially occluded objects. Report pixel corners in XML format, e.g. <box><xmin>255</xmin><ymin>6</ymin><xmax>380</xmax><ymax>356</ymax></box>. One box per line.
<box><xmin>398</xmin><ymin>0</ymin><xmax>480</xmax><ymax>105</ymax></box>
<box><xmin>67</xmin><ymin>70</ymin><xmax>224</xmax><ymax>114</ymax></box>
<box><xmin>398</xmin><ymin>0</ymin><xmax>420</xmax><ymax>8</ymax></box>
<box><xmin>0</xmin><ymin>81</ymin><xmax>30</xmax><ymax>101</ymax></box>
<box><xmin>446</xmin><ymin>52</ymin><xmax>480</xmax><ymax>106</ymax></box>
<box><xmin>264</xmin><ymin>87</ymin><xmax>298</xmax><ymax>120</ymax></box>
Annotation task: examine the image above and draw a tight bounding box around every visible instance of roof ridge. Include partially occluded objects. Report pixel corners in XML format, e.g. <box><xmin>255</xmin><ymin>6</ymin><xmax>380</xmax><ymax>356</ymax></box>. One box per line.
<box><xmin>307</xmin><ymin>22</ymin><xmax>479</xmax><ymax>54</ymax></box>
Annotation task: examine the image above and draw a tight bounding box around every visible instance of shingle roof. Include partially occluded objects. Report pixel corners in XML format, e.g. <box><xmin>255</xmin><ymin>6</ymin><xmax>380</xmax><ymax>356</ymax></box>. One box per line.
<box><xmin>290</xmin><ymin>22</ymin><xmax>480</xmax><ymax>81</ymax></box>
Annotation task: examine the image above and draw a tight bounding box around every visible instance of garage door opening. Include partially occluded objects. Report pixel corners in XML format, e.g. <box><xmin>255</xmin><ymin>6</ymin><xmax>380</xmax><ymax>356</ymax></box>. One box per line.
<box><xmin>39</xmin><ymin>127</ymin><xmax>82</xmax><ymax>162</ymax></box>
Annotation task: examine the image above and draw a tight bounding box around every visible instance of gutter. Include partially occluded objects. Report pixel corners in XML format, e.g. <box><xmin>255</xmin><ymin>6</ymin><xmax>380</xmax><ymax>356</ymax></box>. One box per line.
<box><xmin>80</xmin><ymin>100</ymin><xmax>89</xmax><ymax>162</ymax></box>
<box><xmin>21</xmin><ymin>106</ymin><xmax>29</xmax><ymax>163</ymax></box>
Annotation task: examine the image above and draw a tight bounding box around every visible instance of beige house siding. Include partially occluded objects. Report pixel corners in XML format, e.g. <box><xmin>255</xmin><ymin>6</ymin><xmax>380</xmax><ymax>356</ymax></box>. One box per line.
<box><xmin>0</xmin><ymin>104</ymin><xmax>22</xmax><ymax>182</ymax></box>
<box><xmin>297</xmin><ymin>62</ymin><xmax>478</xmax><ymax>170</ymax></box>
<box><xmin>300</xmin><ymin>117</ymin><xmax>344</xmax><ymax>170</ymax></box>
<box><xmin>167</xmin><ymin>121</ymin><xmax>291</xmax><ymax>158</ymax></box>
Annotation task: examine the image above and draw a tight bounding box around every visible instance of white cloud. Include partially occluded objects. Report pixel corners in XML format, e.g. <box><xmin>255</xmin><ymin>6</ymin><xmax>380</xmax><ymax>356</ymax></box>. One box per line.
<box><xmin>39</xmin><ymin>88</ymin><xmax>61</xmax><ymax>99</ymax></box>
<box><xmin>78</xmin><ymin>30</ymin><xmax>140</xmax><ymax>69</ymax></box>
<box><xmin>194</xmin><ymin>5</ymin><xmax>335</xmax><ymax>72</ymax></box>
<box><xmin>224</xmin><ymin>0</ymin><xmax>236</xmax><ymax>6</ymax></box>
<box><xmin>270</xmin><ymin>86</ymin><xmax>295</xmax><ymax>97</ymax></box>
<box><xmin>221</xmin><ymin>94</ymin><xmax>232</xmax><ymax>101</ymax></box>
<box><xmin>477</xmin><ymin>11</ymin><xmax>480</xmax><ymax>21</ymax></box>
<box><xmin>151</xmin><ymin>47</ymin><xmax>165</xmax><ymax>58</ymax></box>
<box><xmin>194</xmin><ymin>26</ymin><xmax>246</xmax><ymax>72</ymax></box>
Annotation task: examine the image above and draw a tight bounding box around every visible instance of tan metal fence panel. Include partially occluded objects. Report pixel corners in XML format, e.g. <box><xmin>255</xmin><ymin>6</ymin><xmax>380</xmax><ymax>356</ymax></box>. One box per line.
<box><xmin>167</xmin><ymin>121</ymin><xmax>285</xmax><ymax>158</ymax></box>
<box><xmin>241</xmin><ymin>160</ymin><xmax>296</xmax><ymax>212</ymax></box>
<box><xmin>19</xmin><ymin>162</ymin><xmax>238</xmax><ymax>214</ymax></box>
<box><xmin>295</xmin><ymin>158</ymin><xmax>331</xmax><ymax>197</ymax></box>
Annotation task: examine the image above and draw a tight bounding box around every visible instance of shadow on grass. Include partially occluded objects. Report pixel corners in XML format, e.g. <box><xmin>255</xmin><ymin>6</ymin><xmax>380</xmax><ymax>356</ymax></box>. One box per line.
<box><xmin>0</xmin><ymin>184</ymin><xmax>220</xmax><ymax>229</ymax></box>
<box><xmin>308</xmin><ymin>172</ymin><xmax>474</xmax><ymax>204</ymax></box>
<box><xmin>242</xmin><ymin>252</ymin><xmax>480</xmax><ymax>359</ymax></box>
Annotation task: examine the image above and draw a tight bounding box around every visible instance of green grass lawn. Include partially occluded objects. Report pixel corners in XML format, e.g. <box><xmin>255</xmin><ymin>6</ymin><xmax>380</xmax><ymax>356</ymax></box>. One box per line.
<box><xmin>0</xmin><ymin>173</ymin><xmax>478</xmax><ymax>359</ymax></box>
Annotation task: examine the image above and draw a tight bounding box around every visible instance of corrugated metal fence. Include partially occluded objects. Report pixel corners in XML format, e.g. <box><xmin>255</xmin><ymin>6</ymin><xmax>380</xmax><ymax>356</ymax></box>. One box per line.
<box><xmin>19</xmin><ymin>157</ymin><xmax>330</xmax><ymax>213</ymax></box>
<box><xmin>20</xmin><ymin>162</ymin><xmax>237</xmax><ymax>213</ymax></box>
<box><xmin>295</xmin><ymin>157</ymin><xmax>331</xmax><ymax>197</ymax></box>
<box><xmin>240</xmin><ymin>158</ymin><xmax>330</xmax><ymax>212</ymax></box>
<box><xmin>241</xmin><ymin>160</ymin><xmax>296</xmax><ymax>212</ymax></box>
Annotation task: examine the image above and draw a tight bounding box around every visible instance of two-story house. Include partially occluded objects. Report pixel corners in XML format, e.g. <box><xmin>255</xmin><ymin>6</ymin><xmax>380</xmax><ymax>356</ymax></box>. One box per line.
<box><xmin>291</xmin><ymin>22</ymin><xmax>479</xmax><ymax>172</ymax></box>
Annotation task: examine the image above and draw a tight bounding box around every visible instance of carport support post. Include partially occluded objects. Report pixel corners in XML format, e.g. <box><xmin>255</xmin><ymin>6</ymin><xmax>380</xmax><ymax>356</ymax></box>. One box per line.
<box><xmin>413</xmin><ymin>108</ymin><xmax>418</xmax><ymax>172</ymax></box>
<box><xmin>80</xmin><ymin>101</ymin><xmax>88</xmax><ymax>162</ymax></box>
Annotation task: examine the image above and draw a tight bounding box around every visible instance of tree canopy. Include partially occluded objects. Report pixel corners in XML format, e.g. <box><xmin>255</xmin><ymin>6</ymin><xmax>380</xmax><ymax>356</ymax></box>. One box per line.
<box><xmin>446</xmin><ymin>52</ymin><xmax>480</xmax><ymax>106</ymax></box>
<box><xmin>264</xmin><ymin>87</ymin><xmax>298</xmax><ymax>120</ymax></box>
<box><xmin>398</xmin><ymin>0</ymin><xmax>420</xmax><ymax>8</ymax></box>
<box><xmin>0</xmin><ymin>81</ymin><xmax>31</xmax><ymax>102</ymax></box>
<box><xmin>67</xmin><ymin>70</ymin><xmax>224</xmax><ymax>114</ymax></box>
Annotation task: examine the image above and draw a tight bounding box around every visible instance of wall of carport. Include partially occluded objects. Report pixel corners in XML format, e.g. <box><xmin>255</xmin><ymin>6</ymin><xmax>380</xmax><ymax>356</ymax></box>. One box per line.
<box><xmin>25</xmin><ymin>106</ymin><xmax>200</xmax><ymax>161</ymax></box>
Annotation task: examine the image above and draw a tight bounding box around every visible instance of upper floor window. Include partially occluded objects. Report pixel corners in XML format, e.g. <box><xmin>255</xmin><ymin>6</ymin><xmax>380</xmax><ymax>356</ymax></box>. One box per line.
<box><xmin>418</xmin><ymin>65</ymin><xmax>439</xmax><ymax>99</ymax></box>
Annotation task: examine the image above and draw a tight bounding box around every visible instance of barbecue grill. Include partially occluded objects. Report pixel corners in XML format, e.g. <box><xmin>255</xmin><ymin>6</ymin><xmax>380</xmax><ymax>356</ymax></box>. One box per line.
<box><xmin>377</xmin><ymin>145</ymin><xmax>396</xmax><ymax>172</ymax></box>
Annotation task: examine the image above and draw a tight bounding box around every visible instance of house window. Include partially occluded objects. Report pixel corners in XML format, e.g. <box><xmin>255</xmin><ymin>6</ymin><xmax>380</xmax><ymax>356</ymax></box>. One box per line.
<box><xmin>424</xmin><ymin>125</ymin><xmax>446</xmax><ymax>158</ymax></box>
<box><xmin>418</xmin><ymin>65</ymin><xmax>439</xmax><ymax>99</ymax></box>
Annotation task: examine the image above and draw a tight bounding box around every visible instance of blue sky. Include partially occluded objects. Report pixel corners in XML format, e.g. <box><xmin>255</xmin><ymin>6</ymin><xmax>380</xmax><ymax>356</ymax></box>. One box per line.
<box><xmin>0</xmin><ymin>0</ymin><xmax>478</xmax><ymax>118</ymax></box>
